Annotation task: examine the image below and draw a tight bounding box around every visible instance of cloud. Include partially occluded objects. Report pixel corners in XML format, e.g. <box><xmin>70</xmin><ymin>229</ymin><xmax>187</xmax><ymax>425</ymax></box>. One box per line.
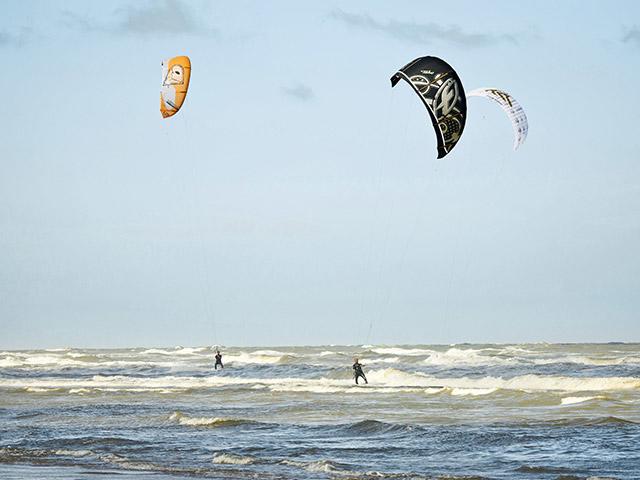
<box><xmin>60</xmin><ymin>10</ymin><xmax>99</xmax><ymax>32</ymax></box>
<box><xmin>282</xmin><ymin>84</ymin><xmax>315</xmax><ymax>102</ymax></box>
<box><xmin>0</xmin><ymin>27</ymin><xmax>33</xmax><ymax>48</ymax></box>
<box><xmin>329</xmin><ymin>9</ymin><xmax>517</xmax><ymax>47</ymax></box>
<box><xmin>115</xmin><ymin>0</ymin><xmax>216</xmax><ymax>36</ymax></box>
<box><xmin>61</xmin><ymin>0</ymin><xmax>217</xmax><ymax>37</ymax></box>
<box><xmin>623</xmin><ymin>26</ymin><xmax>640</xmax><ymax>45</ymax></box>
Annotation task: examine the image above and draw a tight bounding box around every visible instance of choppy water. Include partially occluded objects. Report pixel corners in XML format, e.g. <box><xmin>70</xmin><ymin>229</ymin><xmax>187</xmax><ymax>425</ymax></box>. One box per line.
<box><xmin>1</xmin><ymin>343</ymin><xmax>639</xmax><ymax>479</ymax></box>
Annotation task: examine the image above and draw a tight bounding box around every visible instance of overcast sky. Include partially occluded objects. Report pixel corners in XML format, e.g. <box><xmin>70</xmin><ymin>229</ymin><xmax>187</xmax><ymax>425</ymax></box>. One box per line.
<box><xmin>2</xmin><ymin>0</ymin><xmax>640</xmax><ymax>348</ymax></box>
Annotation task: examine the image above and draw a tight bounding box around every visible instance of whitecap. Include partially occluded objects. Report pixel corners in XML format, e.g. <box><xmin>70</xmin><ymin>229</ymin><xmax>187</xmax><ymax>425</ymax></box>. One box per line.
<box><xmin>212</xmin><ymin>453</ymin><xmax>256</xmax><ymax>465</ymax></box>
<box><xmin>169</xmin><ymin>411</ymin><xmax>248</xmax><ymax>427</ymax></box>
<box><xmin>450</xmin><ymin>387</ymin><xmax>498</xmax><ymax>396</ymax></box>
<box><xmin>560</xmin><ymin>395</ymin><xmax>604</xmax><ymax>405</ymax></box>
<box><xmin>371</xmin><ymin>347</ymin><xmax>434</xmax><ymax>356</ymax></box>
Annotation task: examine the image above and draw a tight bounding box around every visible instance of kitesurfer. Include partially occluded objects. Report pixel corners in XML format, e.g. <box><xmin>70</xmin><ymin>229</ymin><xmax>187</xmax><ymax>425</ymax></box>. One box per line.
<box><xmin>353</xmin><ymin>358</ymin><xmax>367</xmax><ymax>385</ymax></box>
<box><xmin>214</xmin><ymin>350</ymin><xmax>223</xmax><ymax>370</ymax></box>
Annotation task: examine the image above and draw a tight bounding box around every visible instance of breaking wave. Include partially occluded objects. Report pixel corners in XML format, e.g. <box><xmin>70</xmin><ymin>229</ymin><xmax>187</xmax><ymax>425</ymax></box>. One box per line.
<box><xmin>560</xmin><ymin>395</ymin><xmax>606</xmax><ymax>405</ymax></box>
<box><xmin>169</xmin><ymin>411</ymin><xmax>254</xmax><ymax>427</ymax></box>
<box><xmin>225</xmin><ymin>350</ymin><xmax>296</xmax><ymax>365</ymax></box>
<box><xmin>212</xmin><ymin>453</ymin><xmax>256</xmax><ymax>465</ymax></box>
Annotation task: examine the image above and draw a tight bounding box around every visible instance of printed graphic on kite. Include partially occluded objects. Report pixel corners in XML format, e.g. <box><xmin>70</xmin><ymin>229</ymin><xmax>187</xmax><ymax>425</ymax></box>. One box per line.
<box><xmin>467</xmin><ymin>88</ymin><xmax>528</xmax><ymax>150</ymax></box>
<box><xmin>160</xmin><ymin>56</ymin><xmax>191</xmax><ymax>118</ymax></box>
<box><xmin>391</xmin><ymin>56</ymin><xmax>467</xmax><ymax>159</ymax></box>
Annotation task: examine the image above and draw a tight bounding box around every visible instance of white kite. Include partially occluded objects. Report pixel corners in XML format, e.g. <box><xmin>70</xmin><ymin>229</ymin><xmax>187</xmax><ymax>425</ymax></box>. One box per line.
<box><xmin>467</xmin><ymin>88</ymin><xmax>528</xmax><ymax>150</ymax></box>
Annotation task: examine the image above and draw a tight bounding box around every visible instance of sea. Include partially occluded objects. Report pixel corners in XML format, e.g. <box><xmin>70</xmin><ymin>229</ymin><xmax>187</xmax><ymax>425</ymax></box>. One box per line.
<box><xmin>1</xmin><ymin>343</ymin><xmax>639</xmax><ymax>479</ymax></box>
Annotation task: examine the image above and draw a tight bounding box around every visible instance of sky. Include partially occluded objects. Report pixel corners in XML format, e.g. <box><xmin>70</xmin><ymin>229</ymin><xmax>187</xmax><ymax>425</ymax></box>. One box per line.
<box><xmin>1</xmin><ymin>0</ymin><xmax>640</xmax><ymax>348</ymax></box>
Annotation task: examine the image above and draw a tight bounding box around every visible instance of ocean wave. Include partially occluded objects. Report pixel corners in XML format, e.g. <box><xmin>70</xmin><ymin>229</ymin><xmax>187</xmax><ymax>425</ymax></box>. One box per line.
<box><xmin>140</xmin><ymin>348</ymin><xmax>174</xmax><ymax>355</ymax></box>
<box><xmin>532</xmin><ymin>354</ymin><xmax>640</xmax><ymax>366</ymax></box>
<box><xmin>0</xmin><ymin>354</ymin><xmax>85</xmax><ymax>368</ymax></box>
<box><xmin>68</xmin><ymin>388</ymin><xmax>92</xmax><ymax>395</ymax></box>
<box><xmin>4</xmin><ymin>369</ymin><xmax>639</xmax><ymax>396</ymax></box>
<box><xmin>367</xmin><ymin>346</ymin><xmax>516</xmax><ymax>367</ymax></box>
<box><xmin>4</xmin><ymin>345</ymin><xmax>639</xmax><ymax>374</ymax></box>
<box><xmin>449</xmin><ymin>387</ymin><xmax>498</xmax><ymax>396</ymax></box>
<box><xmin>24</xmin><ymin>387</ymin><xmax>63</xmax><ymax>393</ymax></box>
<box><xmin>363</xmin><ymin>357</ymin><xmax>400</xmax><ymax>364</ymax></box>
<box><xmin>281</xmin><ymin>458</ymin><xmax>347</xmax><ymax>474</ymax></box>
<box><xmin>371</xmin><ymin>347</ymin><xmax>434</xmax><ymax>356</ymax></box>
<box><xmin>366</xmin><ymin>368</ymin><xmax>640</xmax><ymax>392</ymax></box>
<box><xmin>269</xmin><ymin>384</ymin><xmax>347</xmax><ymax>394</ymax></box>
<box><xmin>53</xmin><ymin>449</ymin><xmax>93</xmax><ymax>457</ymax></box>
<box><xmin>338</xmin><ymin>419</ymin><xmax>416</xmax><ymax>435</ymax></box>
<box><xmin>0</xmin><ymin>351</ymin><xmax>182</xmax><ymax>370</ymax></box>
<box><xmin>251</xmin><ymin>349</ymin><xmax>290</xmax><ymax>356</ymax></box>
<box><xmin>141</xmin><ymin>347</ymin><xmax>206</xmax><ymax>356</ymax></box>
<box><xmin>423</xmin><ymin>348</ymin><xmax>514</xmax><ymax>366</ymax></box>
<box><xmin>0</xmin><ymin>447</ymin><xmax>50</xmax><ymax>463</ymax></box>
<box><xmin>560</xmin><ymin>395</ymin><xmax>606</xmax><ymax>406</ymax></box>
<box><xmin>545</xmin><ymin>416</ymin><xmax>638</xmax><ymax>426</ymax></box>
<box><xmin>225</xmin><ymin>350</ymin><xmax>296</xmax><ymax>365</ymax></box>
<box><xmin>269</xmin><ymin>384</ymin><xmax>429</xmax><ymax>394</ymax></box>
<box><xmin>212</xmin><ymin>453</ymin><xmax>256</xmax><ymax>465</ymax></box>
<box><xmin>515</xmin><ymin>465</ymin><xmax>576</xmax><ymax>474</ymax></box>
<box><xmin>367</xmin><ymin>344</ymin><xmax>640</xmax><ymax>367</ymax></box>
<box><xmin>169</xmin><ymin>411</ymin><xmax>254</xmax><ymax>428</ymax></box>
<box><xmin>280</xmin><ymin>457</ymin><xmax>443</xmax><ymax>478</ymax></box>
<box><xmin>99</xmin><ymin>453</ymin><xmax>171</xmax><ymax>472</ymax></box>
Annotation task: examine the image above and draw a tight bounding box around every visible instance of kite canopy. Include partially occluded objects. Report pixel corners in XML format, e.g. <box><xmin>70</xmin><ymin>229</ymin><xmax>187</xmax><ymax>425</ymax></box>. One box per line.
<box><xmin>391</xmin><ymin>56</ymin><xmax>467</xmax><ymax>159</ymax></box>
<box><xmin>467</xmin><ymin>88</ymin><xmax>528</xmax><ymax>150</ymax></box>
<box><xmin>160</xmin><ymin>56</ymin><xmax>191</xmax><ymax>118</ymax></box>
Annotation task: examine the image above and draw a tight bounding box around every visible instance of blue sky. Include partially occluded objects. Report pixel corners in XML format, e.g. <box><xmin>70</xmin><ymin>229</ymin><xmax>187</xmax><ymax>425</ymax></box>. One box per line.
<box><xmin>1</xmin><ymin>0</ymin><xmax>640</xmax><ymax>348</ymax></box>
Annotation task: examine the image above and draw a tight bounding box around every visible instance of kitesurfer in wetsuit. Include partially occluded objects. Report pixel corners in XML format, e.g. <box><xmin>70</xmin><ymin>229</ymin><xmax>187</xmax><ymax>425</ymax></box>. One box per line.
<box><xmin>214</xmin><ymin>350</ymin><xmax>223</xmax><ymax>370</ymax></box>
<box><xmin>353</xmin><ymin>358</ymin><xmax>367</xmax><ymax>385</ymax></box>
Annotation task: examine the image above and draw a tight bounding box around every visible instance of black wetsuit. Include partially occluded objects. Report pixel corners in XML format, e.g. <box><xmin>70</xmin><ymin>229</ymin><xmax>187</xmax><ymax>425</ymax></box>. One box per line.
<box><xmin>353</xmin><ymin>362</ymin><xmax>367</xmax><ymax>384</ymax></box>
<box><xmin>214</xmin><ymin>353</ymin><xmax>223</xmax><ymax>370</ymax></box>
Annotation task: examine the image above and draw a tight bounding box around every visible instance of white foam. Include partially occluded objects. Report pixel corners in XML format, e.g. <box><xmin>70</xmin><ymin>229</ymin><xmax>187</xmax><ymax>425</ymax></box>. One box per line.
<box><xmin>54</xmin><ymin>449</ymin><xmax>92</xmax><ymax>457</ymax></box>
<box><xmin>24</xmin><ymin>387</ymin><xmax>55</xmax><ymax>393</ymax></box>
<box><xmin>533</xmin><ymin>355</ymin><xmax>640</xmax><ymax>366</ymax></box>
<box><xmin>250</xmin><ymin>349</ymin><xmax>290</xmax><ymax>356</ymax></box>
<box><xmin>99</xmin><ymin>453</ymin><xmax>161</xmax><ymax>471</ymax></box>
<box><xmin>450</xmin><ymin>387</ymin><xmax>498</xmax><ymax>396</ymax></box>
<box><xmin>423</xmin><ymin>348</ymin><xmax>512</xmax><ymax>366</ymax></box>
<box><xmin>22</xmin><ymin>355</ymin><xmax>84</xmax><ymax>367</ymax></box>
<box><xmin>174</xmin><ymin>347</ymin><xmax>207</xmax><ymax>355</ymax></box>
<box><xmin>0</xmin><ymin>358</ymin><xmax>22</xmax><ymax>368</ymax></box>
<box><xmin>66</xmin><ymin>352</ymin><xmax>93</xmax><ymax>358</ymax></box>
<box><xmin>69</xmin><ymin>388</ymin><xmax>91</xmax><ymax>395</ymax></box>
<box><xmin>4</xmin><ymin>369</ymin><xmax>639</xmax><ymax>395</ymax></box>
<box><xmin>0</xmin><ymin>351</ymin><xmax>186</xmax><ymax>370</ymax></box>
<box><xmin>560</xmin><ymin>395</ymin><xmax>604</xmax><ymax>405</ymax></box>
<box><xmin>0</xmin><ymin>353</ymin><xmax>94</xmax><ymax>369</ymax></box>
<box><xmin>212</xmin><ymin>453</ymin><xmax>255</xmax><ymax>465</ymax></box>
<box><xmin>140</xmin><ymin>347</ymin><xmax>206</xmax><ymax>355</ymax></box>
<box><xmin>366</xmin><ymin>368</ymin><xmax>640</xmax><ymax>392</ymax></box>
<box><xmin>225</xmin><ymin>351</ymin><xmax>290</xmax><ymax>365</ymax></box>
<box><xmin>362</xmin><ymin>357</ymin><xmax>400</xmax><ymax>364</ymax></box>
<box><xmin>141</xmin><ymin>348</ymin><xmax>175</xmax><ymax>355</ymax></box>
<box><xmin>372</xmin><ymin>347</ymin><xmax>434</xmax><ymax>356</ymax></box>
<box><xmin>169</xmin><ymin>411</ymin><xmax>245</xmax><ymax>427</ymax></box>
<box><xmin>282</xmin><ymin>459</ymin><xmax>340</xmax><ymax>473</ymax></box>
<box><xmin>269</xmin><ymin>384</ymin><xmax>346</xmax><ymax>394</ymax></box>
